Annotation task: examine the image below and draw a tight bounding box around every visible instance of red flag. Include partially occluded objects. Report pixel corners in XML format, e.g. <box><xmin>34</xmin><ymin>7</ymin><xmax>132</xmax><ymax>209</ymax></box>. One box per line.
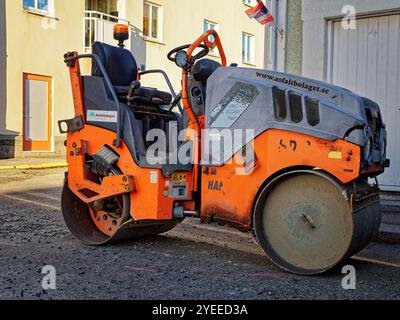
<box><xmin>246</xmin><ymin>0</ymin><xmax>274</xmax><ymax>25</ymax></box>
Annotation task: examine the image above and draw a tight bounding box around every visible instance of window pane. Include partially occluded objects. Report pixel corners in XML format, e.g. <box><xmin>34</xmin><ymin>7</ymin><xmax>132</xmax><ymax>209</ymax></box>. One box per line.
<box><xmin>242</xmin><ymin>34</ymin><xmax>246</xmax><ymax>62</ymax></box>
<box><xmin>143</xmin><ymin>3</ymin><xmax>150</xmax><ymax>37</ymax></box>
<box><xmin>247</xmin><ymin>36</ymin><xmax>251</xmax><ymax>62</ymax></box>
<box><xmin>204</xmin><ymin>21</ymin><xmax>216</xmax><ymax>43</ymax></box>
<box><xmin>23</xmin><ymin>0</ymin><xmax>35</xmax><ymax>9</ymax></box>
<box><xmin>151</xmin><ymin>6</ymin><xmax>158</xmax><ymax>39</ymax></box>
<box><xmin>110</xmin><ymin>0</ymin><xmax>118</xmax><ymax>16</ymax></box>
<box><xmin>96</xmin><ymin>0</ymin><xmax>107</xmax><ymax>13</ymax></box>
<box><xmin>37</xmin><ymin>0</ymin><xmax>48</xmax><ymax>10</ymax></box>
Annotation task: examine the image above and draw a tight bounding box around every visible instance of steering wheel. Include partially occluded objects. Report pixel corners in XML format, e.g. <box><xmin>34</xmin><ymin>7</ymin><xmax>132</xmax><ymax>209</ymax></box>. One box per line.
<box><xmin>167</xmin><ymin>44</ymin><xmax>209</xmax><ymax>64</ymax></box>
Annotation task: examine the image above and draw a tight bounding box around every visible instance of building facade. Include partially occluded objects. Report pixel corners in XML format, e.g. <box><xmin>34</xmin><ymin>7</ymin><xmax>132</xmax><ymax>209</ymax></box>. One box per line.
<box><xmin>0</xmin><ymin>0</ymin><xmax>266</xmax><ymax>158</ymax></box>
<box><xmin>0</xmin><ymin>0</ymin><xmax>10</xmax><ymax>158</ymax></box>
<box><xmin>128</xmin><ymin>0</ymin><xmax>267</xmax><ymax>89</ymax></box>
<box><xmin>262</xmin><ymin>0</ymin><xmax>303</xmax><ymax>75</ymax></box>
<box><xmin>302</xmin><ymin>0</ymin><xmax>400</xmax><ymax>190</ymax></box>
<box><xmin>2</xmin><ymin>0</ymin><xmax>85</xmax><ymax>158</ymax></box>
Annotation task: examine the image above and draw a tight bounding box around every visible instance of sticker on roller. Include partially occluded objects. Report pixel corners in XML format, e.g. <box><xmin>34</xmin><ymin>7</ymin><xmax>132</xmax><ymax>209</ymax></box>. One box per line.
<box><xmin>87</xmin><ymin>110</ymin><xmax>118</xmax><ymax>123</ymax></box>
<box><xmin>150</xmin><ymin>171</ymin><xmax>158</xmax><ymax>184</ymax></box>
<box><xmin>172</xmin><ymin>173</ymin><xmax>187</xmax><ymax>183</ymax></box>
<box><xmin>209</xmin><ymin>82</ymin><xmax>259</xmax><ymax>128</ymax></box>
<box><xmin>328</xmin><ymin>151</ymin><xmax>343</xmax><ymax>160</ymax></box>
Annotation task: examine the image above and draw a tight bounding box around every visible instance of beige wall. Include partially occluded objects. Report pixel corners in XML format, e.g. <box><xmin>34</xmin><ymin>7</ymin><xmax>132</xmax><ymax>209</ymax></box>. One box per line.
<box><xmin>0</xmin><ymin>0</ymin><xmax>6</xmax><ymax>134</ymax></box>
<box><xmin>5</xmin><ymin>0</ymin><xmax>84</xmax><ymax>151</ymax></box>
<box><xmin>130</xmin><ymin>0</ymin><xmax>266</xmax><ymax>91</ymax></box>
<box><xmin>3</xmin><ymin>0</ymin><xmax>265</xmax><ymax>155</ymax></box>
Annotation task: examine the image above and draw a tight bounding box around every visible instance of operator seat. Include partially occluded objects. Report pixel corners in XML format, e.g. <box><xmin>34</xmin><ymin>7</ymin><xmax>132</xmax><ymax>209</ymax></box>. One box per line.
<box><xmin>92</xmin><ymin>42</ymin><xmax>172</xmax><ymax>106</ymax></box>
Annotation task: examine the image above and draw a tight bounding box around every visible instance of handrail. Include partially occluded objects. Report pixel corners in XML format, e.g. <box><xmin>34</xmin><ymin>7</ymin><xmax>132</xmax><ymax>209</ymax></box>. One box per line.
<box><xmin>181</xmin><ymin>30</ymin><xmax>227</xmax><ymax>192</ymax></box>
<box><xmin>83</xmin><ymin>11</ymin><xmax>134</xmax><ymax>52</ymax></box>
<box><xmin>64</xmin><ymin>53</ymin><xmax>123</xmax><ymax>148</ymax></box>
<box><xmin>84</xmin><ymin>10</ymin><xmax>130</xmax><ymax>24</ymax></box>
<box><xmin>139</xmin><ymin>69</ymin><xmax>183</xmax><ymax>115</ymax></box>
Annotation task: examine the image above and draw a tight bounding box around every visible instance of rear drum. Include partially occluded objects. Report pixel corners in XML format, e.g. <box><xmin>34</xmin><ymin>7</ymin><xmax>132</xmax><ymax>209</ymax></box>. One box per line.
<box><xmin>61</xmin><ymin>167</ymin><xmax>181</xmax><ymax>246</ymax></box>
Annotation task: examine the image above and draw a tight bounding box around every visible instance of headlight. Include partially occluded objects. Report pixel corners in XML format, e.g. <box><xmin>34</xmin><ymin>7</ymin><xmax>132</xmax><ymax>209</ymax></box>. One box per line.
<box><xmin>175</xmin><ymin>50</ymin><xmax>189</xmax><ymax>69</ymax></box>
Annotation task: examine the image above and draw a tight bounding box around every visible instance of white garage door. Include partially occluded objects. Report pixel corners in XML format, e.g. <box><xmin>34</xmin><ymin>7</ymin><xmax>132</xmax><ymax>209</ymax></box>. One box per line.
<box><xmin>331</xmin><ymin>13</ymin><xmax>400</xmax><ymax>191</ymax></box>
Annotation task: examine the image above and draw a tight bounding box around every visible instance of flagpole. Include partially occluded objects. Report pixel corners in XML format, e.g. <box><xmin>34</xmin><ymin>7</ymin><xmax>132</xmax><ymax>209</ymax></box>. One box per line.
<box><xmin>272</xmin><ymin>19</ymin><xmax>284</xmax><ymax>39</ymax></box>
<box><xmin>256</xmin><ymin>0</ymin><xmax>284</xmax><ymax>39</ymax></box>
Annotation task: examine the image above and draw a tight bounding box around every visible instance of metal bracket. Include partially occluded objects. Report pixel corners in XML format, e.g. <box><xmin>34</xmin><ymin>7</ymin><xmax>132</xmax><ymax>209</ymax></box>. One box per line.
<box><xmin>58</xmin><ymin>116</ymin><xmax>84</xmax><ymax>134</ymax></box>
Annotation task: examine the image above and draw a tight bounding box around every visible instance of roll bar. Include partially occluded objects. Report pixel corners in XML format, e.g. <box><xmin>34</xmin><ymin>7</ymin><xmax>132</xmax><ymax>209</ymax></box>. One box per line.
<box><xmin>64</xmin><ymin>53</ymin><xmax>181</xmax><ymax>148</ymax></box>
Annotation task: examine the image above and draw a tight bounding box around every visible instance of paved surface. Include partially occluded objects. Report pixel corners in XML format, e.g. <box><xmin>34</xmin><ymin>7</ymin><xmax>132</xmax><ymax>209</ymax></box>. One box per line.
<box><xmin>0</xmin><ymin>157</ymin><xmax>66</xmax><ymax>167</ymax></box>
<box><xmin>381</xmin><ymin>193</ymin><xmax>400</xmax><ymax>216</ymax></box>
<box><xmin>0</xmin><ymin>170</ymin><xmax>400</xmax><ymax>300</ymax></box>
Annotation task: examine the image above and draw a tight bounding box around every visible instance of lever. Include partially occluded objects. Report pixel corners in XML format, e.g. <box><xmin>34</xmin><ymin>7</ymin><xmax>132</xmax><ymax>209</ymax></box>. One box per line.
<box><xmin>169</xmin><ymin>92</ymin><xmax>182</xmax><ymax>111</ymax></box>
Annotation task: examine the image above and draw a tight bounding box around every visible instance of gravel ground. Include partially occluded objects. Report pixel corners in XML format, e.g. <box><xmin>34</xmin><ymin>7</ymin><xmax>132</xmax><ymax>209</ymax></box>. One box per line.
<box><xmin>0</xmin><ymin>168</ymin><xmax>65</xmax><ymax>185</ymax></box>
<box><xmin>0</xmin><ymin>170</ymin><xmax>399</xmax><ymax>300</ymax></box>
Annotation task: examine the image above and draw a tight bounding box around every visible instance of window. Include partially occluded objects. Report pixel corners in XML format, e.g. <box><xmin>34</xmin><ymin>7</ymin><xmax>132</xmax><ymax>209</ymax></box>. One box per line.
<box><xmin>85</xmin><ymin>0</ymin><xmax>119</xmax><ymax>18</ymax></box>
<box><xmin>143</xmin><ymin>2</ymin><xmax>162</xmax><ymax>41</ymax></box>
<box><xmin>273</xmin><ymin>87</ymin><xmax>287</xmax><ymax>120</ymax></box>
<box><xmin>242</xmin><ymin>32</ymin><xmax>255</xmax><ymax>64</ymax></box>
<box><xmin>23</xmin><ymin>0</ymin><xmax>54</xmax><ymax>16</ymax></box>
<box><xmin>289</xmin><ymin>92</ymin><xmax>303</xmax><ymax>123</ymax></box>
<box><xmin>204</xmin><ymin>20</ymin><xmax>219</xmax><ymax>55</ymax></box>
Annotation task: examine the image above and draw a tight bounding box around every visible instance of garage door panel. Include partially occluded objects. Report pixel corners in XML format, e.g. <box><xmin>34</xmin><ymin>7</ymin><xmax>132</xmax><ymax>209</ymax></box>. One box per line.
<box><xmin>397</xmin><ymin>21</ymin><xmax>400</xmax><ymax>188</ymax></box>
<box><xmin>332</xmin><ymin>14</ymin><xmax>400</xmax><ymax>190</ymax></box>
<box><xmin>337</xmin><ymin>27</ymin><xmax>349</xmax><ymax>88</ymax></box>
<box><xmin>376</xmin><ymin>16</ymin><xmax>389</xmax><ymax>115</ymax></box>
<box><xmin>366</xmin><ymin>17</ymin><xmax>379</xmax><ymax>101</ymax></box>
<box><xmin>347</xmin><ymin>26</ymin><xmax>358</xmax><ymax>91</ymax></box>
<box><xmin>386</xmin><ymin>15</ymin><xmax>400</xmax><ymax>185</ymax></box>
<box><xmin>356</xmin><ymin>19</ymin><xmax>368</xmax><ymax>95</ymax></box>
<box><xmin>332</xmin><ymin>22</ymin><xmax>340</xmax><ymax>84</ymax></box>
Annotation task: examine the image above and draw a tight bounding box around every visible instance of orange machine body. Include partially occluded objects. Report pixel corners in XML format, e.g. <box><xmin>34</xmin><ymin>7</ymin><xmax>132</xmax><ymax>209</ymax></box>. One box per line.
<box><xmin>201</xmin><ymin>130</ymin><xmax>361</xmax><ymax>229</ymax></box>
<box><xmin>64</xmin><ymin>30</ymin><xmax>370</xmax><ymax>233</ymax></box>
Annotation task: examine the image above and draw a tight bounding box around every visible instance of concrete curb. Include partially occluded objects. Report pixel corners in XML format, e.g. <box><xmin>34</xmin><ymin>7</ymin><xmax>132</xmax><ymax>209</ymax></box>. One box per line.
<box><xmin>377</xmin><ymin>224</ymin><xmax>400</xmax><ymax>245</ymax></box>
<box><xmin>0</xmin><ymin>162</ymin><xmax>68</xmax><ymax>171</ymax></box>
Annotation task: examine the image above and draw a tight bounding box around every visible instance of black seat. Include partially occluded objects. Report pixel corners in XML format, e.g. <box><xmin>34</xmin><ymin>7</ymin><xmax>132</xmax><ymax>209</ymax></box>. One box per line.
<box><xmin>114</xmin><ymin>84</ymin><xmax>172</xmax><ymax>106</ymax></box>
<box><xmin>92</xmin><ymin>42</ymin><xmax>172</xmax><ymax>106</ymax></box>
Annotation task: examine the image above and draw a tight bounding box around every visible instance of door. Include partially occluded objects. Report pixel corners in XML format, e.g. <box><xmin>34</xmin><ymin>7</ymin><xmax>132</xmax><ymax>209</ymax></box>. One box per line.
<box><xmin>330</xmin><ymin>13</ymin><xmax>400</xmax><ymax>191</ymax></box>
<box><xmin>23</xmin><ymin>73</ymin><xmax>53</xmax><ymax>151</ymax></box>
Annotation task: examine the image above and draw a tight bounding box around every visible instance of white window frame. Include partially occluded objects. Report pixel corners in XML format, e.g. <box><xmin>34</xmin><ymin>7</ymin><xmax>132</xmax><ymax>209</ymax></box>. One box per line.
<box><xmin>143</xmin><ymin>2</ymin><xmax>163</xmax><ymax>43</ymax></box>
<box><xmin>242</xmin><ymin>32</ymin><xmax>255</xmax><ymax>65</ymax></box>
<box><xmin>203</xmin><ymin>19</ymin><xmax>219</xmax><ymax>56</ymax></box>
<box><xmin>23</xmin><ymin>0</ymin><xmax>55</xmax><ymax>17</ymax></box>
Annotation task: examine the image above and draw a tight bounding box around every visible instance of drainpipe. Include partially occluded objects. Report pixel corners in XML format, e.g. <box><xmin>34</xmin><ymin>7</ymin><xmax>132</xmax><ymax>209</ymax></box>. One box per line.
<box><xmin>266</xmin><ymin>0</ymin><xmax>287</xmax><ymax>72</ymax></box>
<box><xmin>270</xmin><ymin>0</ymin><xmax>278</xmax><ymax>71</ymax></box>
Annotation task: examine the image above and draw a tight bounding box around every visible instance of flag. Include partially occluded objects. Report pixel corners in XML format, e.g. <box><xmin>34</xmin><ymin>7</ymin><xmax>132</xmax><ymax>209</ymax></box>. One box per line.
<box><xmin>246</xmin><ymin>0</ymin><xmax>274</xmax><ymax>25</ymax></box>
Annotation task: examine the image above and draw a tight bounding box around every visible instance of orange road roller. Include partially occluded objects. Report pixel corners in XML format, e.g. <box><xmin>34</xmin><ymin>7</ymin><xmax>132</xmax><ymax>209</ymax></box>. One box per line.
<box><xmin>60</xmin><ymin>26</ymin><xmax>389</xmax><ymax>275</ymax></box>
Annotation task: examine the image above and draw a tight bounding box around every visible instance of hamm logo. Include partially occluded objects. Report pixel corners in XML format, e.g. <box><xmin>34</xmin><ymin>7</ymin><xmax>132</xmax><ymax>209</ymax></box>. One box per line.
<box><xmin>87</xmin><ymin>110</ymin><xmax>118</xmax><ymax>123</ymax></box>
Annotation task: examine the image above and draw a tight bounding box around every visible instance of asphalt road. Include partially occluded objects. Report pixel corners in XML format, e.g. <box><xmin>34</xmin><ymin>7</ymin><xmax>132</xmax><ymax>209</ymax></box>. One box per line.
<box><xmin>0</xmin><ymin>169</ymin><xmax>399</xmax><ymax>300</ymax></box>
